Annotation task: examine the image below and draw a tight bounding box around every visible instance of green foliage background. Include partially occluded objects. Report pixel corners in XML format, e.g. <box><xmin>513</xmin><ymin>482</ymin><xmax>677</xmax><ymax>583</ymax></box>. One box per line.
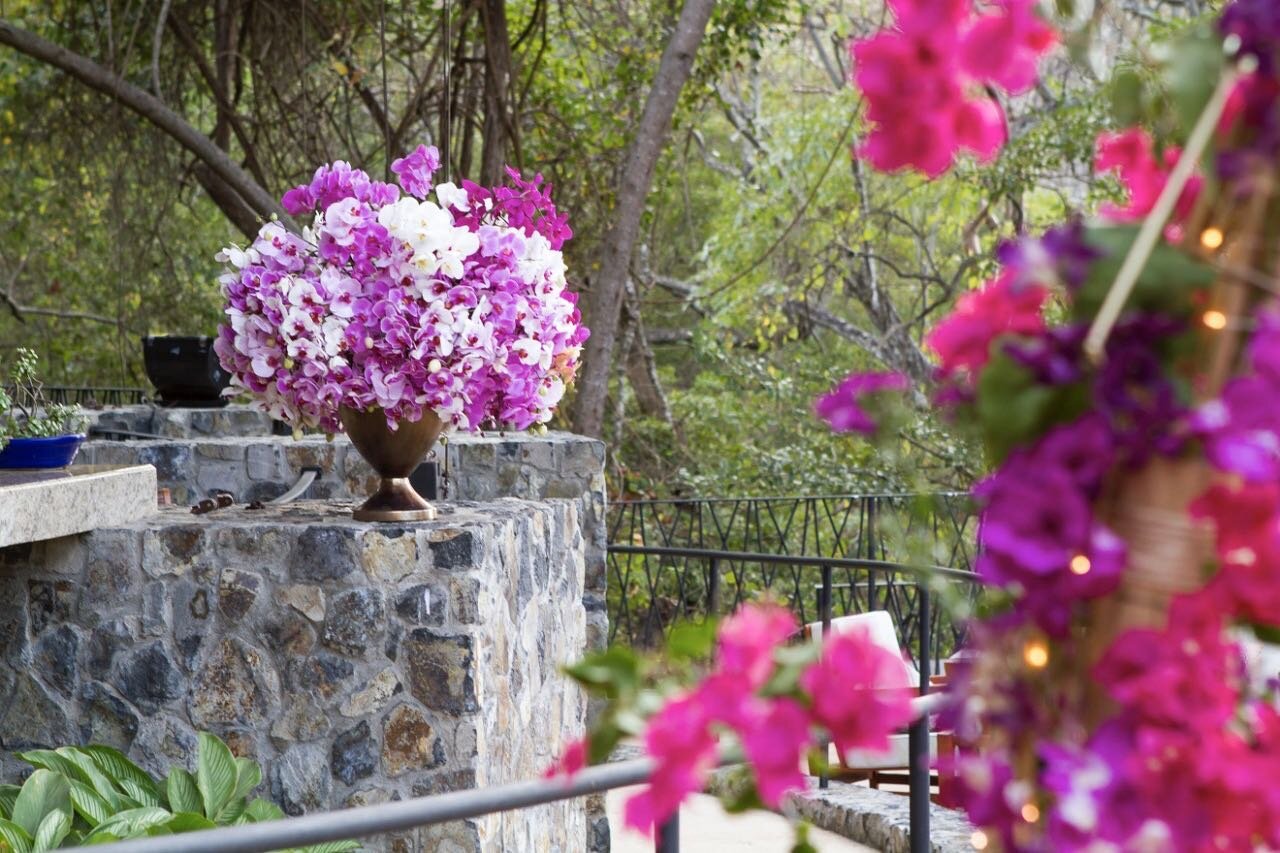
<box><xmin>0</xmin><ymin>0</ymin><xmax>1207</xmax><ymax>497</ymax></box>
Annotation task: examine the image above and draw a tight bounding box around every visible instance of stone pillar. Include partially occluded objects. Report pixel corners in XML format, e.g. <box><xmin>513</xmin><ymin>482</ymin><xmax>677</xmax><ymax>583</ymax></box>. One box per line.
<box><xmin>0</xmin><ymin>500</ymin><xmax>589</xmax><ymax>852</ymax></box>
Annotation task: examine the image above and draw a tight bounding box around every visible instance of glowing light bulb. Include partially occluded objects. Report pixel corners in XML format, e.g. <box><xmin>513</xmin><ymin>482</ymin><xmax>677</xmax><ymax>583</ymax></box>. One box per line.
<box><xmin>1203</xmin><ymin>310</ymin><xmax>1228</xmax><ymax>331</ymax></box>
<box><xmin>1069</xmin><ymin>554</ymin><xmax>1091</xmax><ymax>575</ymax></box>
<box><xmin>1024</xmin><ymin>641</ymin><xmax>1049</xmax><ymax>669</ymax></box>
<box><xmin>971</xmin><ymin>830</ymin><xmax>989</xmax><ymax>850</ymax></box>
<box><xmin>1021</xmin><ymin>804</ymin><xmax>1041</xmax><ymax>823</ymax></box>
<box><xmin>1200</xmin><ymin>227</ymin><xmax>1225</xmax><ymax>250</ymax></box>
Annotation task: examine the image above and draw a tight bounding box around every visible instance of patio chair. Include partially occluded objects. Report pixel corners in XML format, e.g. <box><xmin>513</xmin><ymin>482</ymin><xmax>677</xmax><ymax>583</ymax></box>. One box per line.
<box><xmin>802</xmin><ymin>611</ymin><xmax>953</xmax><ymax>800</ymax></box>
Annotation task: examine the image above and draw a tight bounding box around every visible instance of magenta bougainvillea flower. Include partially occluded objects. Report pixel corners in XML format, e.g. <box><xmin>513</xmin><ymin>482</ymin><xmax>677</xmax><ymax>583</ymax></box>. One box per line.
<box><xmin>850</xmin><ymin>0</ymin><xmax>1055</xmax><ymax>177</ymax></box>
<box><xmin>715</xmin><ymin>603</ymin><xmax>798</xmax><ymax>690</ymax></box>
<box><xmin>623</xmin><ymin>691</ymin><xmax>719</xmax><ymax>833</ymax></box>
<box><xmin>924</xmin><ymin>270</ymin><xmax>1048</xmax><ymax>380</ymax></box>
<box><xmin>1095</xmin><ymin>127</ymin><xmax>1204</xmax><ymax>241</ymax></box>
<box><xmin>594</xmin><ymin>602</ymin><xmax>917</xmax><ymax>835</ymax></box>
<box><xmin>215</xmin><ymin>145</ymin><xmax>589</xmax><ymax>434</ymax></box>
<box><xmin>799</xmin><ymin>627</ymin><xmax>916</xmax><ymax>755</ymax></box>
<box><xmin>813</xmin><ymin>370</ymin><xmax>910</xmax><ymax>435</ymax></box>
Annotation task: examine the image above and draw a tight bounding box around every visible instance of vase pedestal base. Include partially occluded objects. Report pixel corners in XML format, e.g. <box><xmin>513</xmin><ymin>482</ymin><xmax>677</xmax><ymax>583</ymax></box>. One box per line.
<box><xmin>351</xmin><ymin>475</ymin><xmax>438</xmax><ymax>523</ymax></box>
<box><xmin>352</xmin><ymin>505</ymin><xmax>438</xmax><ymax>522</ymax></box>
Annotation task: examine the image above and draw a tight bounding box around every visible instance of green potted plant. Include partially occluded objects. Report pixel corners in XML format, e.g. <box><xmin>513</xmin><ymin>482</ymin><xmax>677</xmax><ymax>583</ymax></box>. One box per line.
<box><xmin>0</xmin><ymin>348</ymin><xmax>87</xmax><ymax>470</ymax></box>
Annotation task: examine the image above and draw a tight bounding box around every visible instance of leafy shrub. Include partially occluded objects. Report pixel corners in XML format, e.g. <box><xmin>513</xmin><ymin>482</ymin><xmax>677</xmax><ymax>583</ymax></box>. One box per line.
<box><xmin>0</xmin><ymin>733</ymin><xmax>358</xmax><ymax>851</ymax></box>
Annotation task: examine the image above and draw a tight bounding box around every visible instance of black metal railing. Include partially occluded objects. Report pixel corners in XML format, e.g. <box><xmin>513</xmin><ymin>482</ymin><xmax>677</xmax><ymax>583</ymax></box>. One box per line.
<box><xmin>606</xmin><ymin>544</ymin><xmax>978</xmax><ymax>659</ymax></box>
<box><xmin>68</xmin><ymin>753</ymin><xmax>681</xmax><ymax>853</ymax></box>
<box><xmin>608</xmin><ymin>494</ymin><xmax>976</xmax><ymax>567</ymax></box>
<box><xmin>606</xmin><ymin>494</ymin><xmax>976</xmax><ymax>647</ymax></box>
<box><xmin>69</xmin><ymin>711</ymin><xmax>939</xmax><ymax>853</ymax></box>
<box><xmin>2</xmin><ymin>385</ymin><xmax>150</xmax><ymax>407</ymax></box>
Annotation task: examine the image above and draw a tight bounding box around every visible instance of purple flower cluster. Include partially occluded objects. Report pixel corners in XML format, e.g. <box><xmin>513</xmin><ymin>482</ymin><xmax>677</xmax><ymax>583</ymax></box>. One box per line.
<box><xmin>215</xmin><ymin>145</ymin><xmax>589</xmax><ymax>434</ymax></box>
<box><xmin>996</xmin><ymin>219</ymin><xmax>1099</xmax><ymax>293</ymax></box>
<box><xmin>814</xmin><ymin>371</ymin><xmax>910</xmax><ymax>434</ymax></box>
<box><xmin>1195</xmin><ymin>308</ymin><xmax>1280</xmax><ymax>480</ymax></box>
<box><xmin>1217</xmin><ymin>0</ymin><xmax>1280</xmax><ymax>180</ymax></box>
<box><xmin>975</xmin><ymin>415</ymin><xmax>1125</xmax><ymax>636</ymax></box>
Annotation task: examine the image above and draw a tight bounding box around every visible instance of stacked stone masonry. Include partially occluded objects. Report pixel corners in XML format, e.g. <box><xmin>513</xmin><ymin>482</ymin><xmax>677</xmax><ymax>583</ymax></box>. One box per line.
<box><xmin>0</xmin><ymin>500</ymin><xmax>588</xmax><ymax>852</ymax></box>
<box><xmin>75</xmin><ymin>414</ymin><xmax>610</xmax><ymax>681</ymax></box>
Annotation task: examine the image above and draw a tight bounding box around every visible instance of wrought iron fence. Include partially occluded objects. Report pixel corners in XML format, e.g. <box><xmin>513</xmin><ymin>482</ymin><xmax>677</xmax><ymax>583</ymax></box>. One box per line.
<box><xmin>606</xmin><ymin>495</ymin><xmax>979</xmax><ymax>653</ymax></box>
<box><xmin>2</xmin><ymin>385</ymin><xmax>150</xmax><ymax>407</ymax></box>
<box><xmin>608</xmin><ymin>494</ymin><xmax>976</xmax><ymax>565</ymax></box>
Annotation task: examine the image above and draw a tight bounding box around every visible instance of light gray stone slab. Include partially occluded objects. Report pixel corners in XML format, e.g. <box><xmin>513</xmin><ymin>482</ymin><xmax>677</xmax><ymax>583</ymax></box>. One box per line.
<box><xmin>0</xmin><ymin>464</ymin><xmax>157</xmax><ymax>548</ymax></box>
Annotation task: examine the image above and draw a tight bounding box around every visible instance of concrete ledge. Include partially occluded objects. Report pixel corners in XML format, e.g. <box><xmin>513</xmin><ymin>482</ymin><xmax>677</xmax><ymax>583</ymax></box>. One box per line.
<box><xmin>0</xmin><ymin>465</ymin><xmax>157</xmax><ymax>549</ymax></box>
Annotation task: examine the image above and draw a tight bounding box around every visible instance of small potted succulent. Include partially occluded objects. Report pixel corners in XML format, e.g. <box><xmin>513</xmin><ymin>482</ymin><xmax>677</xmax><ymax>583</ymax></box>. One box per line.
<box><xmin>0</xmin><ymin>348</ymin><xmax>88</xmax><ymax>469</ymax></box>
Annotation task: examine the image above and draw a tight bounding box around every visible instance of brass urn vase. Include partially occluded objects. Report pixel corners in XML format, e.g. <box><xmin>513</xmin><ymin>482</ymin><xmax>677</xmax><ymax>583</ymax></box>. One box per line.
<box><xmin>339</xmin><ymin>405</ymin><xmax>446</xmax><ymax>522</ymax></box>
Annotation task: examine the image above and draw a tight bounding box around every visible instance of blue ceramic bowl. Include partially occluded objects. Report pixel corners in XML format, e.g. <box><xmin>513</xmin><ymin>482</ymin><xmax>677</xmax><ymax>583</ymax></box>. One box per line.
<box><xmin>0</xmin><ymin>434</ymin><xmax>85</xmax><ymax>469</ymax></box>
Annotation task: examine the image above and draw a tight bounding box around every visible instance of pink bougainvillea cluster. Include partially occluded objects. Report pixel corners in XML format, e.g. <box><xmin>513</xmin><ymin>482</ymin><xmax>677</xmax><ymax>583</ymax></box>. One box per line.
<box><xmin>850</xmin><ymin>0</ymin><xmax>1056</xmax><ymax>176</ymax></box>
<box><xmin>548</xmin><ymin>603</ymin><xmax>916</xmax><ymax>835</ymax></box>
<box><xmin>823</xmin><ymin>1</ymin><xmax>1280</xmax><ymax>849</ymax></box>
<box><xmin>214</xmin><ymin>145</ymin><xmax>588</xmax><ymax>434</ymax></box>
<box><xmin>625</xmin><ymin>606</ymin><xmax>913</xmax><ymax>832</ymax></box>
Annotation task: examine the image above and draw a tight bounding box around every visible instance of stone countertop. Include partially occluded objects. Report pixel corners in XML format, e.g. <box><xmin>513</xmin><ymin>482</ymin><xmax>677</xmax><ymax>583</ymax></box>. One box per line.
<box><xmin>0</xmin><ymin>464</ymin><xmax>157</xmax><ymax>549</ymax></box>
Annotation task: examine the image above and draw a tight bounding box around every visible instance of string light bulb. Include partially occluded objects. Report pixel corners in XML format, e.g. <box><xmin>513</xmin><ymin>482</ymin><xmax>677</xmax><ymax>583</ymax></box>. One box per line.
<box><xmin>1021</xmin><ymin>804</ymin><xmax>1042</xmax><ymax>823</ymax></box>
<box><xmin>1200</xmin><ymin>227</ymin><xmax>1225</xmax><ymax>250</ymax></box>
<box><xmin>971</xmin><ymin>830</ymin><xmax>990</xmax><ymax>850</ymax></box>
<box><xmin>1069</xmin><ymin>554</ymin><xmax>1091</xmax><ymax>575</ymax></box>
<box><xmin>1203</xmin><ymin>310</ymin><xmax>1228</xmax><ymax>331</ymax></box>
<box><xmin>1024</xmin><ymin>640</ymin><xmax>1050</xmax><ymax>669</ymax></box>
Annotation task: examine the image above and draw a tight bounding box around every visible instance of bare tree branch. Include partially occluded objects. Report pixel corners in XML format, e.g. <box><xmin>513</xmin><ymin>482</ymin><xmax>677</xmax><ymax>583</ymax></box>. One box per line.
<box><xmin>0</xmin><ymin>20</ymin><xmax>291</xmax><ymax>232</ymax></box>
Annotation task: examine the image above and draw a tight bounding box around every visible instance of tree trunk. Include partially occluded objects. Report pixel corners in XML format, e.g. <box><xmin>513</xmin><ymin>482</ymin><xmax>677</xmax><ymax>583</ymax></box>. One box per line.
<box><xmin>0</xmin><ymin>20</ymin><xmax>291</xmax><ymax>232</ymax></box>
<box><xmin>622</xmin><ymin>286</ymin><xmax>674</xmax><ymax>426</ymax></box>
<box><xmin>478</xmin><ymin>0</ymin><xmax>517</xmax><ymax>186</ymax></box>
<box><xmin>571</xmin><ymin>0</ymin><xmax>717</xmax><ymax>438</ymax></box>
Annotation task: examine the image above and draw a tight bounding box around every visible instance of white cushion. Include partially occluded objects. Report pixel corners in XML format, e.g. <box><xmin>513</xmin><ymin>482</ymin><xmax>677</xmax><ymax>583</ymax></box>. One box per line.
<box><xmin>805</xmin><ymin>611</ymin><xmax>920</xmax><ymax>689</ymax></box>
<box><xmin>835</xmin><ymin>733</ymin><xmax>939</xmax><ymax>770</ymax></box>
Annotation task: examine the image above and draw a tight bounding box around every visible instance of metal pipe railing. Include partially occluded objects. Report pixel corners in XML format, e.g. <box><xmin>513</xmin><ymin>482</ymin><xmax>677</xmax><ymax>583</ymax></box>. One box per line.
<box><xmin>76</xmin><ymin>757</ymin><xmax>663</xmax><ymax>853</ymax></box>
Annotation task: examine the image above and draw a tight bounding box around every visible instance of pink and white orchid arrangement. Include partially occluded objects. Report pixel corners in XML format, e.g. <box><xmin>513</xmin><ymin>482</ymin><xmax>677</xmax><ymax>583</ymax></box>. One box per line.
<box><xmin>214</xmin><ymin>145</ymin><xmax>588</xmax><ymax>434</ymax></box>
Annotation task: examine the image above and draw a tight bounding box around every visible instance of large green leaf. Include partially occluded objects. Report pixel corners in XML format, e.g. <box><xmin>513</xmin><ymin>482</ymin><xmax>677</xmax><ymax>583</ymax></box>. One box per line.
<box><xmin>117</xmin><ymin>780</ymin><xmax>161</xmax><ymax>811</ymax></box>
<box><xmin>0</xmin><ymin>818</ymin><xmax>32</xmax><ymax>853</ymax></box>
<box><xmin>17</xmin><ymin>753</ymin><xmax>87</xmax><ymax>786</ymax></box>
<box><xmin>562</xmin><ymin>646</ymin><xmax>642</xmax><ymax>696</ymax></box>
<box><xmin>162</xmin><ymin>813</ymin><xmax>217</xmax><ymax>833</ymax></box>
<box><xmin>81</xmin><ymin>747</ymin><xmax>159</xmax><ymax>805</ymax></box>
<box><xmin>243</xmin><ymin>798</ymin><xmax>284</xmax><ymax>823</ymax></box>
<box><xmin>11</xmin><ymin>772</ymin><xmax>70</xmax><ymax>838</ymax></box>
<box><xmin>165</xmin><ymin>770</ymin><xmax>202</xmax><ymax>817</ymax></box>
<box><xmin>1072</xmin><ymin>225</ymin><xmax>1217</xmax><ymax>322</ymax></box>
<box><xmin>54</xmin><ymin>751</ymin><xmax>125</xmax><ymax>811</ymax></box>
<box><xmin>0</xmin><ymin>785</ymin><xmax>21</xmax><ymax>820</ymax></box>
<box><xmin>66</xmin><ymin>781</ymin><xmax>110</xmax><ymax>828</ymax></box>
<box><xmin>87</xmin><ymin>807</ymin><xmax>172</xmax><ymax>840</ymax></box>
<box><xmin>975</xmin><ymin>351</ymin><xmax>1090</xmax><ymax>464</ymax></box>
<box><xmin>293</xmin><ymin>842</ymin><xmax>362</xmax><ymax>853</ymax></box>
<box><xmin>229</xmin><ymin>758</ymin><xmax>262</xmax><ymax>806</ymax></box>
<box><xmin>1166</xmin><ymin>25</ymin><xmax>1224</xmax><ymax>140</ymax></box>
<box><xmin>196</xmin><ymin>734</ymin><xmax>237</xmax><ymax>822</ymax></box>
<box><xmin>30</xmin><ymin>810</ymin><xmax>70</xmax><ymax>853</ymax></box>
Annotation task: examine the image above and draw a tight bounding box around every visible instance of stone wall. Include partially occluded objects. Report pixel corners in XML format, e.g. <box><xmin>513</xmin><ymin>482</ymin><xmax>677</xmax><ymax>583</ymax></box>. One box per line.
<box><xmin>75</xmin><ymin>424</ymin><xmax>610</xmax><ymax>715</ymax></box>
<box><xmin>0</xmin><ymin>500</ymin><xmax>588</xmax><ymax>852</ymax></box>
